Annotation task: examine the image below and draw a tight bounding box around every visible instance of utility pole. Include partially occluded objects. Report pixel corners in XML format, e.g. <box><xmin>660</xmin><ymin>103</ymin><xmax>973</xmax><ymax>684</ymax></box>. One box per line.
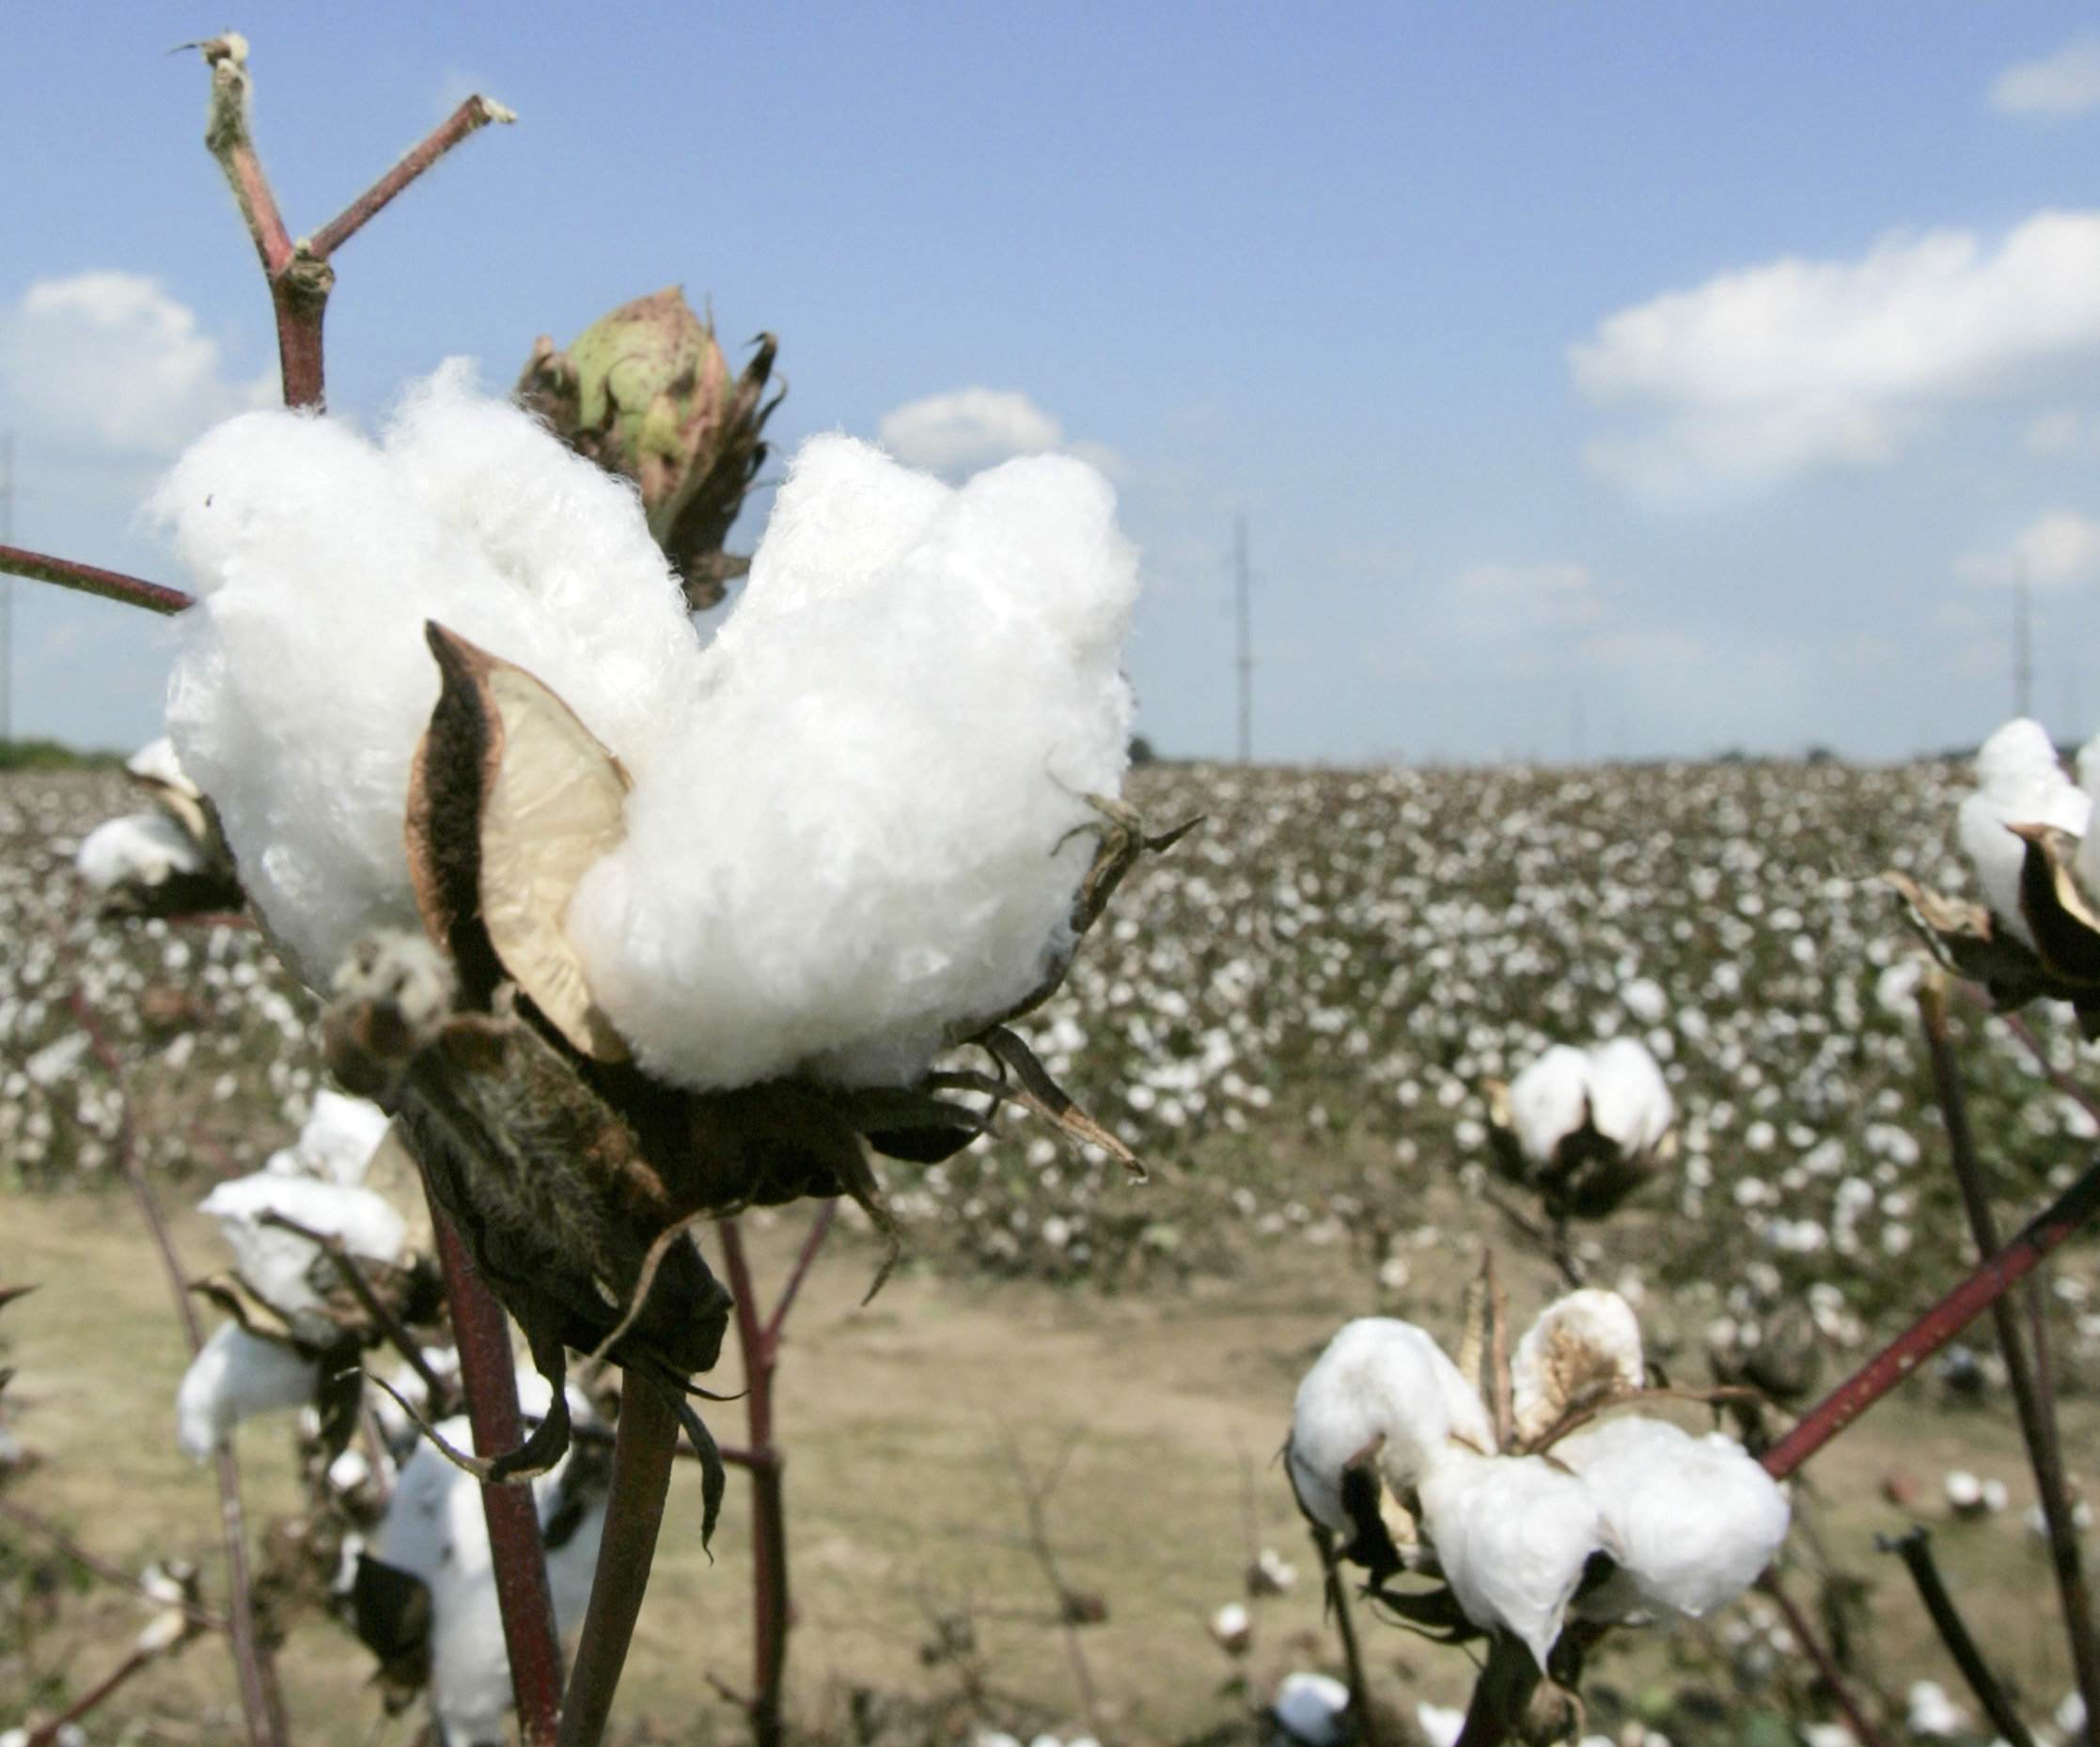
<box><xmin>2014</xmin><ymin>557</ymin><xmax>2033</xmax><ymax>721</ymax></box>
<box><xmin>0</xmin><ymin>434</ymin><xmax>12</xmax><ymax>744</ymax></box>
<box><xmin>1234</xmin><ymin>512</ymin><xmax>1252</xmax><ymax>765</ymax></box>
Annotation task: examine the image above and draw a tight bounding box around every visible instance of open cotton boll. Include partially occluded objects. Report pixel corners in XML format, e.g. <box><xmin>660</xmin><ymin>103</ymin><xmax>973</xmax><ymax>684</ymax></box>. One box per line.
<box><xmin>1508</xmin><ymin>1044</ymin><xmax>1591</xmax><ymax>1163</ymax></box>
<box><xmin>1512</xmin><ymin>1289</ymin><xmax>1644</xmax><ymax>1443</ymax></box>
<box><xmin>76</xmin><ymin>813</ymin><xmax>205</xmax><ymax>892</ymax></box>
<box><xmin>1585</xmin><ymin>1037</ymin><xmax>1672</xmax><ymax>1154</ymax></box>
<box><xmin>376</xmin><ymin>1412</ymin><xmax>603</xmax><ymax>1747</ymax></box>
<box><xmin>2075</xmin><ymin>732</ymin><xmax>2100</xmax><ymax>905</ymax></box>
<box><xmin>566</xmin><ymin>434</ymin><xmax>1137</xmax><ymax>1089</ymax></box>
<box><xmin>176</xmin><ymin>1322</ymin><xmax>321</xmax><ymax>1458</ymax></box>
<box><xmin>1555</xmin><ymin>1416</ymin><xmax>1789</xmax><ymax>1622</ymax></box>
<box><xmin>265</xmin><ymin>1088</ymin><xmax>392</xmax><ymax>1185</ymax></box>
<box><xmin>1417</xmin><ymin>1447</ymin><xmax>1610</xmax><ymax>1671</ymax></box>
<box><xmin>197</xmin><ymin>1172</ymin><xmax>405</xmax><ymax>1315</ymax></box>
<box><xmin>1273</xmin><ymin>1672</ymin><xmax>1351</xmax><ymax>1747</ymax></box>
<box><xmin>1957</xmin><ymin>718</ymin><xmax>2090</xmax><ymax>947</ymax></box>
<box><xmin>156</xmin><ymin>362</ymin><xmax>700</xmax><ymax>985</ymax></box>
<box><xmin>1288</xmin><ymin>1318</ymin><xmax>1496</xmax><ymax>1536</ymax></box>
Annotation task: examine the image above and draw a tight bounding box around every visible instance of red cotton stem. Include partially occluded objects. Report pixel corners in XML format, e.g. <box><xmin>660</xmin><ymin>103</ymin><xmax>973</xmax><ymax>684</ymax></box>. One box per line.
<box><xmin>1762</xmin><ymin>1152</ymin><xmax>2100</xmax><ymax>1480</ymax></box>
<box><xmin>0</xmin><ymin>545</ymin><xmax>192</xmax><ymax>616</ymax></box>
<box><xmin>432</xmin><ymin>1209</ymin><xmax>564</xmax><ymax>1747</ymax></box>
<box><xmin>308</xmin><ymin>97</ymin><xmax>516</xmax><ymax>258</ymax></box>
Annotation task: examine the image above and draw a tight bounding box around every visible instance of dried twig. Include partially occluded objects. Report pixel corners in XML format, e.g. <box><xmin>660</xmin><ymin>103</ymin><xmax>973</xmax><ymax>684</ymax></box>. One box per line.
<box><xmin>0</xmin><ymin>545</ymin><xmax>192</xmax><ymax>615</ymax></box>
<box><xmin>256</xmin><ymin>1208</ymin><xmax>448</xmax><ymax>1402</ymax></box>
<box><xmin>1755</xmin><ymin>1570</ymin><xmax>1890</xmax><ymax>1747</ymax></box>
<box><xmin>1877</xmin><ymin>1529</ymin><xmax>2036</xmax><ymax>1747</ymax></box>
<box><xmin>0</xmin><ymin>1495</ymin><xmax>227</xmax><ymax>1634</ymax></box>
<box><xmin>998</xmin><ymin>1427</ymin><xmax>1103</xmax><ymax>1734</ymax></box>
<box><xmin>1309</xmin><ymin>1520</ymin><xmax>1375</xmax><ymax>1745</ymax></box>
<box><xmin>1917</xmin><ymin>980</ymin><xmax>2100</xmax><ymax>1727</ymax></box>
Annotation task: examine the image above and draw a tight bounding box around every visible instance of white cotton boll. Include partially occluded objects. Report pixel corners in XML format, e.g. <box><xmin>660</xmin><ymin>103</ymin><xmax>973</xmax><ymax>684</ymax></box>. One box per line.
<box><xmin>267</xmin><ymin>1088</ymin><xmax>391</xmax><ymax>1184</ymax></box>
<box><xmin>176</xmin><ymin>1322</ymin><xmax>321</xmax><ymax>1458</ymax></box>
<box><xmin>127</xmin><ymin>735</ymin><xmax>197</xmax><ymax>792</ymax></box>
<box><xmin>1587</xmin><ymin>1037</ymin><xmax>1673</xmax><ymax>1154</ymax></box>
<box><xmin>1509</xmin><ymin>1045</ymin><xmax>1592</xmax><ymax>1164</ymax></box>
<box><xmin>1621</xmin><ymin>976</ymin><xmax>1669</xmax><ymax>1025</ymax></box>
<box><xmin>1907</xmin><ymin>1681</ymin><xmax>1969</xmax><ymax>1739</ymax></box>
<box><xmin>1417</xmin><ymin>1447</ymin><xmax>1610</xmax><ymax>1671</ymax></box>
<box><xmin>76</xmin><ymin>813</ymin><xmax>204</xmax><ymax>892</ymax></box>
<box><xmin>1511</xmin><ymin>1289</ymin><xmax>1644</xmax><ymax>1443</ymax></box>
<box><xmin>377</xmin><ymin>1413</ymin><xmax>605</xmax><ymax>1747</ymax></box>
<box><xmin>567</xmin><ymin>436</ymin><xmax>1137</xmax><ymax>1089</ymax></box>
<box><xmin>156</xmin><ymin>362</ymin><xmax>700</xmax><ymax>985</ymax></box>
<box><xmin>197</xmin><ymin>1171</ymin><xmax>405</xmax><ymax>1314</ymax></box>
<box><xmin>1273</xmin><ymin>1672</ymin><xmax>1351</xmax><ymax>1747</ymax></box>
<box><xmin>1417</xmin><ymin>1704</ymin><xmax>1466</xmax><ymax>1747</ymax></box>
<box><xmin>1555</xmin><ymin>1416</ymin><xmax>1790</xmax><ymax>1621</ymax></box>
<box><xmin>1289</xmin><ymin>1318</ymin><xmax>1496</xmax><ymax>1536</ymax></box>
<box><xmin>1958</xmin><ymin>719</ymin><xmax>2089</xmax><ymax>947</ymax></box>
<box><xmin>2077</xmin><ymin>731</ymin><xmax>2100</xmax><ymax>907</ymax></box>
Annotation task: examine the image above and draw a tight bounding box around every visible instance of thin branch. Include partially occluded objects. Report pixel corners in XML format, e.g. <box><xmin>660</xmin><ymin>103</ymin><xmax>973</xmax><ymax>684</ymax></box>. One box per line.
<box><xmin>1760</xmin><ymin>1149</ymin><xmax>2100</xmax><ymax>1480</ymax></box>
<box><xmin>556</xmin><ymin>1374</ymin><xmax>680</xmax><ymax>1747</ymax></box>
<box><xmin>1961</xmin><ymin>990</ymin><xmax>2100</xmax><ymax>1135</ymax></box>
<box><xmin>1309</xmin><ymin>1522</ymin><xmax>1375</xmax><ymax>1746</ymax></box>
<box><xmin>196</xmin><ymin>37</ymin><xmax>293</xmax><ymax>275</ymax></box>
<box><xmin>1754</xmin><ymin>1571</ymin><xmax>1890</xmax><ymax>1747</ymax></box>
<box><xmin>67</xmin><ymin>987</ymin><xmax>282</xmax><ymax>1747</ymax></box>
<box><xmin>308</xmin><ymin>97</ymin><xmax>517</xmax><ymax>258</ymax></box>
<box><xmin>999</xmin><ymin>1428</ymin><xmax>1101</xmax><ymax>1735</ymax></box>
<box><xmin>429</xmin><ymin>1209</ymin><xmax>564</xmax><ymax>1747</ymax></box>
<box><xmin>1918</xmin><ymin>980</ymin><xmax>2100</xmax><ymax>1727</ymax></box>
<box><xmin>1877</xmin><ymin>1530</ymin><xmax>2037</xmax><ymax>1747</ymax></box>
<box><xmin>0</xmin><ymin>545</ymin><xmax>192</xmax><ymax>616</ymax></box>
<box><xmin>25</xmin><ymin>1643</ymin><xmax>160</xmax><ymax>1747</ymax></box>
<box><xmin>0</xmin><ymin>1495</ymin><xmax>227</xmax><ymax>1634</ymax></box>
<box><xmin>256</xmin><ymin>1209</ymin><xmax>447</xmax><ymax>1402</ymax></box>
<box><xmin>1452</xmin><ymin>1633</ymin><xmax>1540</xmax><ymax>1747</ymax></box>
<box><xmin>719</xmin><ymin>1216</ymin><xmax>792</xmax><ymax>1747</ymax></box>
<box><xmin>763</xmin><ymin>1199</ymin><xmax>837</xmax><ymax>1346</ymax></box>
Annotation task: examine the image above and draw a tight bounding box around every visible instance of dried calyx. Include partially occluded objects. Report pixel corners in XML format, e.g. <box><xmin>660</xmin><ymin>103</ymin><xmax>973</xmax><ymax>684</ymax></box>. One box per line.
<box><xmin>322</xmin><ymin>621</ymin><xmax>1182</xmax><ymax>1516</ymax></box>
<box><xmin>516</xmin><ymin>287</ymin><xmax>779</xmax><ymax>611</ymax></box>
<box><xmin>75</xmin><ymin>738</ymin><xmax>244</xmax><ymax>918</ymax></box>
<box><xmin>1890</xmin><ymin>716</ymin><xmax>2100</xmax><ymax>1033</ymax></box>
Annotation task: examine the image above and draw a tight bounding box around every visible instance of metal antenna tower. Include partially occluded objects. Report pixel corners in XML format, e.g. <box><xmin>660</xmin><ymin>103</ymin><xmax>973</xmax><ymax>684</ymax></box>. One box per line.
<box><xmin>1234</xmin><ymin>512</ymin><xmax>1252</xmax><ymax>765</ymax></box>
<box><xmin>2014</xmin><ymin>558</ymin><xmax>2033</xmax><ymax>721</ymax></box>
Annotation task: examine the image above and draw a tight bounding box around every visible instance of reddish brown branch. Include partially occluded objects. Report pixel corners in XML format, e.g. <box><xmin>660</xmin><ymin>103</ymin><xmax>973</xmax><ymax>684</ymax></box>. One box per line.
<box><xmin>1917</xmin><ymin>985</ymin><xmax>2100</xmax><ymax>1729</ymax></box>
<box><xmin>1761</xmin><ymin>1150</ymin><xmax>2100</xmax><ymax>1479</ymax></box>
<box><xmin>556</xmin><ymin>1376</ymin><xmax>681</xmax><ymax>1747</ymax></box>
<box><xmin>1755</xmin><ymin>1571</ymin><xmax>1890</xmax><ymax>1747</ymax></box>
<box><xmin>309</xmin><ymin>97</ymin><xmax>517</xmax><ymax>259</ymax></box>
<box><xmin>431</xmin><ymin>1209</ymin><xmax>564</xmax><ymax>1747</ymax></box>
<box><xmin>24</xmin><ymin>1643</ymin><xmax>161</xmax><ymax>1747</ymax></box>
<box><xmin>0</xmin><ymin>545</ymin><xmax>192</xmax><ymax>616</ymax></box>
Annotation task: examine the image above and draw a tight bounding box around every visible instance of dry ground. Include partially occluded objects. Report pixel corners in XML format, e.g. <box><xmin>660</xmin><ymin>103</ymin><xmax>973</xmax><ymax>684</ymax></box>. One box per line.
<box><xmin>3</xmin><ymin>1177</ymin><xmax>2093</xmax><ymax>1746</ymax></box>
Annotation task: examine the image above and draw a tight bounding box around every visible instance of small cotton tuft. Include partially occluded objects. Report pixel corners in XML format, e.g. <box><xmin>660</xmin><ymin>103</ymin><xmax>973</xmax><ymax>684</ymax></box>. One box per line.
<box><xmin>264</xmin><ymin>1088</ymin><xmax>391</xmax><ymax>1185</ymax></box>
<box><xmin>1556</xmin><ymin>1416</ymin><xmax>1790</xmax><ymax>1621</ymax></box>
<box><xmin>176</xmin><ymin>1322</ymin><xmax>320</xmax><ymax>1458</ymax></box>
<box><xmin>1288</xmin><ymin>1318</ymin><xmax>1495</xmax><ymax>1535</ymax></box>
<box><xmin>1508</xmin><ymin>1044</ymin><xmax>1591</xmax><ymax>1164</ymax></box>
<box><xmin>1511</xmin><ymin>1289</ymin><xmax>1644</xmax><ymax>1443</ymax></box>
<box><xmin>1417</xmin><ymin>1447</ymin><xmax>1610</xmax><ymax>1671</ymax></box>
<box><xmin>1957</xmin><ymin>718</ymin><xmax>2090</xmax><ymax>946</ymax></box>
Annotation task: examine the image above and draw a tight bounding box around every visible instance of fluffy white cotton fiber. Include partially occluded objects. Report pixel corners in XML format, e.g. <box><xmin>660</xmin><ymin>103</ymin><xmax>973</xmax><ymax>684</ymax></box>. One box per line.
<box><xmin>1506</xmin><ymin>1038</ymin><xmax>1672</xmax><ymax>1162</ymax></box>
<box><xmin>1957</xmin><ymin>718</ymin><xmax>2090</xmax><ymax>946</ymax></box>
<box><xmin>176</xmin><ymin>1321</ymin><xmax>321</xmax><ymax>1458</ymax></box>
<box><xmin>156</xmin><ymin>367</ymin><xmax>1137</xmax><ymax>1090</ymax></box>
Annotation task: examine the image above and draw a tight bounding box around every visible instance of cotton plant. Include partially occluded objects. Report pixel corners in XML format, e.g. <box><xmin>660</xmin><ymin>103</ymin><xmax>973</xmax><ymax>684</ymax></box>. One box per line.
<box><xmin>174</xmin><ymin>1088</ymin><xmax>417</xmax><ymax>1457</ymax></box>
<box><xmin>1484</xmin><ymin>1037</ymin><xmax>1676</xmax><ymax>1246</ymax></box>
<box><xmin>74</xmin><ymin>737</ymin><xmax>243</xmax><ymax>918</ymax></box>
<box><xmin>1888</xmin><ymin>717</ymin><xmax>2100</xmax><ymax>1033</ymax></box>
<box><xmin>1286</xmin><ymin>1287</ymin><xmax>1789</xmax><ymax>1685</ymax></box>
<box><xmin>154</xmin><ymin>363</ymin><xmax>1182</xmax><ymax>1490</ymax></box>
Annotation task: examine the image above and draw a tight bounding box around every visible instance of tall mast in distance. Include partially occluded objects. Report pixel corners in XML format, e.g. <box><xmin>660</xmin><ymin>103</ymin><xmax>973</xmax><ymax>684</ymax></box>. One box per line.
<box><xmin>1235</xmin><ymin>511</ymin><xmax>1252</xmax><ymax>765</ymax></box>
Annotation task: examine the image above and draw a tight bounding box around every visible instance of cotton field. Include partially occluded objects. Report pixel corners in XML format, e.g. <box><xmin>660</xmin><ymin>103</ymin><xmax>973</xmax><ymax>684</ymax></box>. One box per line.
<box><xmin>6</xmin><ymin>755</ymin><xmax>2099</xmax><ymax>1378</ymax></box>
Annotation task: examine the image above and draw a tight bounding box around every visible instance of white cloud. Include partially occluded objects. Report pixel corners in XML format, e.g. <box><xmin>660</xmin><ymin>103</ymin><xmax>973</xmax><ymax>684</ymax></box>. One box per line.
<box><xmin>1572</xmin><ymin>212</ymin><xmax>2100</xmax><ymax>503</ymax></box>
<box><xmin>876</xmin><ymin>387</ymin><xmax>1064</xmax><ymax>478</ymax></box>
<box><xmin>1990</xmin><ymin>36</ymin><xmax>2100</xmax><ymax>117</ymax></box>
<box><xmin>0</xmin><ymin>272</ymin><xmax>274</xmax><ymax>460</ymax></box>
<box><xmin>1458</xmin><ymin>560</ymin><xmax>1603</xmax><ymax>624</ymax></box>
<box><xmin>1959</xmin><ymin>510</ymin><xmax>2100</xmax><ymax>588</ymax></box>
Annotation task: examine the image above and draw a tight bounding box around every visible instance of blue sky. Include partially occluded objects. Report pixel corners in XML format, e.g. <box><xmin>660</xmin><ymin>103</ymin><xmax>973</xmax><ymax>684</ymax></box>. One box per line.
<box><xmin>7</xmin><ymin>4</ymin><xmax>2100</xmax><ymax>762</ymax></box>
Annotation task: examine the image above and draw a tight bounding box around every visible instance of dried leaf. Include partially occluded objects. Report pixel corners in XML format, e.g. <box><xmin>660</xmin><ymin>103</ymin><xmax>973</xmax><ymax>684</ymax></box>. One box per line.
<box><xmin>2013</xmin><ymin>824</ymin><xmax>2100</xmax><ymax>988</ymax></box>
